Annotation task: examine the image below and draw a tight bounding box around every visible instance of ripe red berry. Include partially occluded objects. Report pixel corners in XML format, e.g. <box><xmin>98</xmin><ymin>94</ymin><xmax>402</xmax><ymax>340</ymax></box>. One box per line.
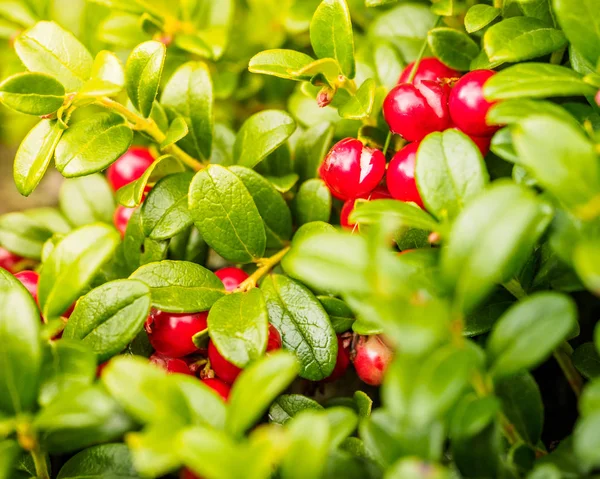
<box><xmin>466</xmin><ymin>132</ymin><xmax>492</xmax><ymax>157</ymax></box>
<box><xmin>15</xmin><ymin>270</ymin><xmax>39</xmax><ymax>304</ymax></box>
<box><xmin>180</xmin><ymin>468</ymin><xmax>202</xmax><ymax>479</ymax></box>
<box><xmin>113</xmin><ymin>205</ymin><xmax>135</xmax><ymax>237</ymax></box>
<box><xmin>214</xmin><ymin>267</ymin><xmax>249</xmax><ymax>292</ymax></box>
<box><xmin>398</xmin><ymin>57</ymin><xmax>460</xmax><ymax>86</ymax></box>
<box><xmin>96</xmin><ymin>361</ymin><xmax>109</xmax><ymax>377</ymax></box>
<box><xmin>353</xmin><ymin>335</ymin><xmax>393</xmax><ymax>386</ymax></box>
<box><xmin>106</xmin><ymin>147</ymin><xmax>154</xmax><ymax>191</ymax></box>
<box><xmin>386</xmin><ymin>142</ymin><xmax>424</xmax><ymax>208</ymax></box>
<box><xmin>0</xmin><ymin>247</ymin><xmax>23</xmax><ymax>273</ymax></box>
<box><xmin>266</xmin><ymin>324</ymin><xmax>282</xmax><ymax>352</ymax></box>
<box><xmin>449</xmin><ymin>70</ymin><xmax>499</xmax><ymax>137</ymax></box>
<box><xmin>319</xmin><ymin>138</ymin><xmax>386</xmax><ymax>201</ymax></box>
<box><xmin>595</xmin><ymin>90</ymin><xmax>600</xmax><ymax>107</ymax></box>
<box><xmin>383</xmin><ymin>81</ymin><xmax>451</xmax><ymax>142</ymax></box>
<box><xmin>202</xmin><ymin>378</ymin><xmax>231</xmax><ymax>401</ymax></box>
<box><xmin>145</xmin><ymin>310</ymin><xmax>207</xmax><ymax>358</ymax></box>
<box><xmin>150</xmin><ymin>353</ymin><xmax>193</xmax><ymax>375</ymax></box>
<box><xmin>208</xmin><ymin>340</ymin><xmax>241</xmax><ymax>384</ymax></box>
<box><xmin>324</xmin><ymin>336</ymin><xmax>351</xmax><ymax>382</ymax></box>
<box><xmin>340</xmin><ymin>185</ymin><xmax>393</xmax><ymax>230</ymax></box>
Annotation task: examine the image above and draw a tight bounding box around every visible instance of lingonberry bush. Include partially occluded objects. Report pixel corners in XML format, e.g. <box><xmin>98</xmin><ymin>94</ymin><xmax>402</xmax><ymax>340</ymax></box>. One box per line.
<box><xmin>0</xmin><ymin>0</ymin><xmax>599</xmax><ymax>477</ymax></box>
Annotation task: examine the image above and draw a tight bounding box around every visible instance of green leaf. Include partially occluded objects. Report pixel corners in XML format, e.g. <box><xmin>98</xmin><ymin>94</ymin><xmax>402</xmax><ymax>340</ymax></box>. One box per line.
<box><xmin>234</xmin><ymin>110</ymin><xmax>296</xmax><ymax>168</ymax></box>
<box><xmin>373</xmin><ymin>41</ymin><xmax>405</xmax><ymax>91</ymax></box>
<box><xmin>0</xmin><ymin>278</ymin><xmax>41</xmax><ymax>414</ymax></box>
<box><xmin>160</xmin><ymin>117</ymin><xmax>189</xmax><ymax>150</ymax></box>
<box><xmin>310</xmin><ymin>0</ymin><xmax>355</xmax><ymax>79</ymax></box>
<box><xmin>294</xmin><ymin>179</ymin><xmax>332</xmax><ymax>225</ymax></box>
<box><xmin>261</xmin><ymin>274</ymin><xmax>337</xmax><ymax>381</ymax></box>
<box><xmin>464</xmin><ymin>288</ymin><xmax>514</xmax><ymax>337</ymax></box>
<box><xmin>229</xmin><ymin>166</ymin><xmax>293</xmax><ymax>248</ymax></box>
<box><xmin>189</xmin><ymin>165</ymin><xmax>266</xmax><ymax>263</ymax></box>
<box><xmin>208</xmin><ymin>290</ymin><xmax>268</xmax><ymax>368</ymax></box>
<box><xmin>487</xmin><ymin>99</ymin><xmax>581</xmax><ymax>128</ymax></box>
<box><xmin>324</xmin><ymin>407</ymin><xmax>358</xmax><ymax>447</ymax></box>
<box><xmin>350</xmin><ymin>199</ymin><xmax>439</xmax><ymax>232</ymax></box>
<box><xmin>174</xmin><ymin>374</ymin><xmax>226</xmax><ymax>430</ymax></box>
<box><xmin>0</xmin><ymin>72</ymin><xmax>64</xmax><ymax>115</ymax></box>
<box><xmin>483</xmin><ymin>17</ymin><xmax>567</xmax><ymax>64</ymax></box>
<box><xmin>141</xmin><ymin>172</ymin><xmax>194</xmax><ymax>240</ymax></box>
<box><xmin>13</xmin><ymin>119</ymin><xmax>63</xmax><ymax>196</ymax></box>
<box><xmin>269</xmin><ymin>394</ymin><xmax>323</xmax><ymax>424</ymax></box>
<box><xmin>226</xmin><ymin>351</ymin><xmax>299</xmax><ymax>438</ymax></box>
<box><xmin>57</xmin><ymin>444</ymin><xmax>140</xmax><ymax>479</ymax></box>
<box><xmin>427</xmin><ymin>28</ymin><xmax>479</xmax><ymax>71</ymax></box>
<box><xmin>572</xmin><ymin>343</ymin><xmax>600</xmax><ymax>379</ymax></box>
<box><xmin>483</xmin><ymin>63</ymin><xmax>597</xmax><ymax>100</ymax></box>
<box><xmin>174</xmin><ymin>33</ymin><xmax>212</xmax><ymax>58</ymax></box>
<box><xmin>574</xmin><ymin>412</ymin><xmax>600</xmax><ymax>470</ymax></box>
<box><xmin>39</xmin><ymin>224</ymin><xmax>120</xmax><ymax>319</ymax></box>
<box><xmin>441</xmin><ymin>182</ymin><xmax>552</xmax><ymax>314</ymax></box>
<box><xmin>295</xmin><ymin>122</ymin><xmax>334</xmax><ymax>182</ymax></box>
<box><xmin>385</xmin><ymin>458</ymin><xmax>450</xmax><ymax>479</ymax></box>
<box><xmin>553</xmin><ymin>0</ymin><xmax>600</xmax><ymax>67</ymax></box>
<box><xmin>161</xmin><ymin>61</ymin><xmax>213</xmax><ymax>160</ymax></box>
<box><xmin>338</xmin><ymin>78</ymin><xmax>376</xmax><ymax>120</ymax></box>
<box><xmin>0</xmin><ymin>440</ymin><xmax>20</xmax><ymax>479</ymax></box>
<box><xmin>125</xmin><ymin>41</ymin><xmax>165</xmax><ymax>118</ymax></box>
<box><xmin>416</xmin><ymin>129</ymin><xmax>489</xmax><ymax>221</ymax></box>
<box><xmin>38</xmin><ymin>340</ymin><xmax>96</xmax><ymax>407</ymax></box>
<box><xmin>168</xmin><ymin>225</ymin><xmax>208</xmax><ymax>265</ymax></box>
<box><xmin>125</xmin><ymin>422</ymin><xmax>183</xmax><ymax>477</ymax></box>
<box><xmin>248</xmin><ymin>49</ymin><xmax>315</xmax><ymax>80</ymax></box>
<box><xmin>487</xmin><ymin>292</ymin><xmax>577</xmax><ymax>377</ymax></box>
<box><xmin>14</xmin><ymin>21</ymin><xmax>93</xmax><ymax>91</ymax></box>
<box><xmin>130</xmin><ymin>260</ymin><xmax>225</xmax><ymax>313</ymax></box>
<box><xmin>122</xmin><ymin>208</ymin><xmax>169</xmax><ymax>272</ymax></box>
<box><xmin>54</xmin><ymin>112</ymin><xmax>133</xmax><ymax>177</ymax></box>
<box><xmin>464</xmin><ymin>5</ymin><xmax>501</xmax><ymax>33</ymax></box>
<box><xmin>63</xmin><ymin>279</ymin><xmax>151</xmax><ymax>362</ymax></box>
<box><xmin>574</xmin><ymin>240</ymin><xmax>600</xmax><ymax>296</ymax></box>
<box><xmin>59</xmin><ymin>174</ymin><xmax>116</xmax><ymax>227</ymax></box>
<box><xmin>318</xmin><ymin>296</ymin><xmax>355</xmax><ymax>333</ymax></box>
<box><xmin>79</xmin><ymin>50</ymin><xmax>125</xmax><ymax>97</ymax></box>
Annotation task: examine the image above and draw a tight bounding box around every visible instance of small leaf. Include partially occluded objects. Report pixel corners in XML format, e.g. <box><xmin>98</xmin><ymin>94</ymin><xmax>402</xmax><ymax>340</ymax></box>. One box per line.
<box><xmin>0</xmin><ymin>210</ymin><xmax>66</xmax><ymax>259</ymax></box>
<box><xmin>208</xmin><ymin>289</ymin><xmax>269</xmax><ymax>368</ymax></box>
<box><xmin>318</xmin><ymin>296</ymin><xmax>355</xmax><ymax>333</ymax></box>
<box><xmin>464</xmin><ymin>5</ymin><xmax>500</xmax><ymax>33</ymax></box>
<box><xmin>266</xmin><ymin>174</ymin><xmax>300</xmax><ymax>193</ymax></box>
<box><xmin>294</xmin><ymin>179</ymin><xmax>332</xmax><ymax>225</ymax></box>
<box><xmin>174</xmin><ymin>374</ymin><xmax>226</xmax><ymax>430</ymax></box>
<box><xmin>292</xmin><ymin>58</ymin><xmax>342</xmax><ymax>87</ymax></box>
<box><xmin>125</xmin><ymin>41</ymin><xmax>165</xmax><ymax>117</ymax></box>
<box><xmin>294</xmin><ymin>122</ymin><xmax>334</xmax><ymax>182</ymax></box>
<box><xmin>80</xmin><ymin>50</ymin><xmax>125</xmax><ymax>97</ymax></box>
<box><xmin>59</xmin><ymin>174</ymin><xmax>115</xmax><ymax>227</ymax></box>
<box><xmin>0</xmin><ymin>72</ymin><xmax>64</xmax><ymax>115</ymax></box>
<box><xmin>338</xmin><ymin>78</ymin><xmax>376</xmax><ymax>120</ymax></box>
<box><xmin>55</xmin><ymin>112</ymin><xmax>133</xmax><ymax>177</ymax></box>
<box><xmin>553</xmin><ymin>0</ymin><xmax>600</xmax><ymax>67</ymax></box>
<box><xmin>574</xmin><ymin>412</ymin><xmax>600</xmax><ymax>470</ymax></box>
<box><xmin>487</xmin><ymin>99</ymin><xmax>580</xmax><ymax>128</ymax></box>
<box><xmin>248</xmin><ymin>49</ymin><xmax>315</xmax><ymax>80</ymax></box>
<box><xmin>130</xmin><ymin>260</ymin><xmax>225</xmax><ymax>313</ymax></box>
<box><xmin>572</xmin><ymin>343</ymin><xmax>600</xmax><ymax>379</ymax></box>
<box><xmin>174</xmin><ymin>33</ymin><xmax>212</xmax><ymax>58</ymax></box>
<box><xmin>122</xmin><ymin>208</ymin><xmax>169</xmax><ymax>272</ymax></box>
<box><xmin>269</xmin><ymin>394</ymin><xmax>323</xmax><ymax>424</ymax></box>
<box><xmin>574</xmin><ymin>240</ymin><xmax>600</xmax><ymax>296</ymax></box>
<box><xmin>350</xmin><ymin>199</ymin><xmax>439</xmax><ymax>232</ymax></box>
<box><xmin>427</xmin><ymin>28</ymin><xmax>479</xmax><ymax>71</ymax></box>
<box><xmin>57</xmin><ymin>444</ymin><xmax>139</xmax><ymax>479</ymax></box>
<box><xmin>160</xmin><ymin>117</ymin><xmax>189</xmax><ymax>150</ymax></box>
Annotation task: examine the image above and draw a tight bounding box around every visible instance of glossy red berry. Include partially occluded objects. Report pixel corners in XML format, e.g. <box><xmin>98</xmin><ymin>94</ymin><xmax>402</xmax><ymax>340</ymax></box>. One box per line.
<box><xmin>266</xmin><ymin>324</ymin><xmax>282</xmax><ymax>352</ymax></box>
<box><xmin>449</xmin><ymin>70</ymin><xmax>499</xmax><ymax>137</ymax></box>
<box><xmin>398</xmin><ymin>57</ymin><xmax>460</xmax><ymax>86</ymax></box>
<box><xmin>15</xmin><ymin>270</ymin><xmax>39</xmax><ymax>304</ymax></box>
<box><xmin>466</xmin><ymin>132</ymin><xmax>492</xmax><ymax>157</ymax></box>
<box><xmin>353</xmin><ymin>335</ymin><xmax>393</xmax><ymax>386</ymax></box>
<box><xmin>113</xmin><ymin>205</ymin><xmax>135</xmax><ymax>237</ymax></box>
<box><xmin>215</xmin><ymin>267</ymin><xmax>249</xmax><ymax>292</ymax></box>
<box><xmin>340</xmin><ymin>185</ymin><xmax>393</xmax><ymax>230</ymax></box>
<box><xmin>319</xmin><ymin>138</ymin><xmax>386</xmax><ymax>201</ymax></box>
<box><xmin>150</xmin><ymin>353</ymin><xmax>193</xmax><ymax>375</ymax></box>
<box><xmin>0</xmin><ymin>247</ymin><xmax>23</xmax><ymax>273</ymax></box>
<box><xmin>145</xmin><ymin>310</ymin><xmax>207</xmax><ymax>358</ymax></box>
<box><xmin>383</xmin><ymin>81</ymin><xmax>451</xmax><ymax>142</ymax></box>
<box><xmin>324</xmin><ymin>336</ymin><xmax>351</xmax><ymax>382</ymax></box>
<box><xmin>386</xmin><ymin>142</ymin><xmax>424</xmax><ymax>208</ymax></box>
<box><xmin>202</xmin><ymin>378</ymin><xmax>231</xmax><ymax>401</ymax></box>
<box><xmin>106</xmin><ymin>147</ymin><xmax>154</xmax><ymax>191</ymax></box>
<box><xmin>208</xmin><ymin>340</ymin><xmax>241</xmax><ymax>384</ymax></box>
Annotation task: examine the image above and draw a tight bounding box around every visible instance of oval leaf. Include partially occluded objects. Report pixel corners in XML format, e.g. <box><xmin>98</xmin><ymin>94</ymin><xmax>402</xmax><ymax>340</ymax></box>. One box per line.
<box><xmin>248</xmin><ymin>49</ymin><xmax>315</xmax><ymax>80</ymax></box>
<box><xmin>294</xmin><ymin>179</ymin><xmax>332</xmax><ymax>226</ymax></box>
<box><xmin>0</xmin><ymin>72</ymin><xmax>64</xmax><ymax>115</ymax></box>
<box><xmin>427</xmin><ymin>28</ymin><xmax>479</xmax><ymax>71</ymax></box>
<box><xmin>125</xmin><ymin>41</ymin><xmax>165</xmax><ymax>117</ymax></box>
<box><xmin>57</xmin><ymin>444</ymin><xmax>140</xmax><ymax>479</ymax></box>
<box><xmin>59</xmin><ymin>174</ymin><xmax>116</xmax><ymax>227</ymax></box>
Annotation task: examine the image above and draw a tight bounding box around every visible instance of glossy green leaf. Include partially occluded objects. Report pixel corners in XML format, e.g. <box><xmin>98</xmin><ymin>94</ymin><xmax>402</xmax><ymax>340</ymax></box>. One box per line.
<box><xmin>168</xmin><ymin>225</ymin><xmax>208</xmax><ymax>265</ymax></box>
<box><xmin>14</xmin><ymin>21</ymin><xmax>93</xmax><ymax>91</ymax></box>
<box><xmin>248</xmin><ymin>49</ymin><xmax>315</xmax><ymax>80</ymax></box>
<box><xmin>295</xmin><ymin>122</ymin><xmax>334</xmax><ymax>182</ymax></box>
<box><xmin>13</xmin><ymin>119</ymin><xmax>63</xmax><ymax>196</ymax></box>
<box><xmin>574</xmin><ymin>412</ymin><xmax>600</xmax><ymax>470</ymax></box>
<box><xmin>427</xmin><ymin>28</ymin><xmax>479</xmax><ymax>71</ymax></box>
<box><xmin>464</xmin><ymin>288</ymin><xmax>514</xmax><ymax>337</ymax></box>
<box><xmin>318</xmin><ymin>296</ymin><xmax>355</xmax><ymax>333</ymax></box>
<box><xmin>122</xmin><ymin>208</ymin><xmax>169</xmax><ymax>272</ymax></box>
<box><xmin>39</xmin><ymin>224</ymin><xmax>121</xmax><ymax>319</ymax></box>
<box><xmin>0</xmin><ymin>440</ymin><xmax>20</xmax><ymax>479</ymax></box>
<box><xmin>310</xmin><ymin>0</ymin><xmax>355</xmax><ymax>78</ymax></box>
<box><xmin>189</xmin><ymin>165</ymin><xmax>266</xmax><ymax>263</ymax></box>
<box><xmin>269</xmin><ymin>394</ymin><xmax>323</xmax><ymax>424</ymax></box>
<box><xmin>553</xmin><ymin>0</ymin><xmax>600</xmax><ymax>67</ymax></box>
<box><xmin>174</xmin><ymin>33</ymin><xmax>212</xmax><ymax>58</ymax></box>
<box><xmin>350</xmin><ymin>199</ymin><xmax>439</xmax><ymax>232</ymax></box>
<box><xmin>373</xmin><ymin>41</ymin><xmax>405</xmax><ymax>91</ymax></box>
<box><xmin>125</xmin><ymin>41</ymin><xmax>165</xmax><ymax>117</ymax></box>
<box><xmin>574</xmin><ymin>240</ymin><xmax>600</xmax><ymax>296</ymax></box>
<box><xmin>416</xmin><ymin>129</ymin><xmax>489</xmax><ymax>221</ymax></box>
<box><xmin>130</xmin><ymin>260</ymin><xmax>225</xmax><ymax>313</ymax></box>
<box><xmin>487</xmin><ymin>99</ymin><xmax>580</xmax><ymax>128</ymax></box>
<box><xmin>55</xmin><ymin>112</ymin><xmax>133</xmax><ymax>177</ymax></box>
<box><xmin>160</xmin><ymin>117</ymin><xmax>189</xmax><ymax>150</ymax></box>
<box><xmin>572</xmin><ymin>343</ymin><xmax>600</xmax><ymax>379</ymax></box>
<box><xmin>57</xmin><ymin>444</ymin><xmax>139</xmax><ymax>479</ymax></box>
<box><xmin>294</xmin><ymin>179</ymin><xmax>332</xmax><ymax>225</ymax></box>
<box><xmin>59</xmin><ymin>174</ymin><xmax>115</xmax><ymax>227</ymax></box>
<box><xmin>174</xmin><ymin>374</ymin><xmax>226</xmax><ymax>430</ymax></box>
<box><xmin>261</xmin><ymin>274</ymin><xmax>337</xmax><ymax>381</ymax></box>
<box><xmin>79</xmin><ymin>50</ymin><xmax>125</xmax><ymax>97</ymax></box>
<box><xmin>338</xmin><ymin>78</ymin><xmax>376</xmax><ymax>120</ymax></box>
<box><xmin>0</xmin><ymin>72</ymin><xmax>64</xmax><ymax>115</ymax></box>
<box><xmin>465</xmin><ymin>5</ymin><xmax>501</xmax><ymax>33</ymax></box>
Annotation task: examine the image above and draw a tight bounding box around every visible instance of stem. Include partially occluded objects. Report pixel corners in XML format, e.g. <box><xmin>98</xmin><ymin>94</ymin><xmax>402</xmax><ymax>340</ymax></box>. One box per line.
<box><xmin>382</xmin><ymin>131</ymin><xmax>393</xmax><ymax>156</ymax></box>
<box><xmin>550</xmin><ymin>46</ymin><xmax>566</xmax><ymax>65</ymax></box>
<box><xmin>493</xmin><ymin>0</ymin><xmax>503</xmax><ymax>9</ymax></box>
<box><xmin>407</xmin><ymin>16</ymin><xmax>442</xmax><ymax>83</ymax></box>
<box><xmin>96</xmin><ymin>97</ymin><xmax>204</xmax><ymax>171</ymax></box>
<box><xmin>237</xmin><ymin>247</ymin><xmax>291</xmax><ymax>292</ymax></box>
<box><xmin>31</xmin><ymin>445</ymin><xmax>50</xmax><ymax>479</ymax></box>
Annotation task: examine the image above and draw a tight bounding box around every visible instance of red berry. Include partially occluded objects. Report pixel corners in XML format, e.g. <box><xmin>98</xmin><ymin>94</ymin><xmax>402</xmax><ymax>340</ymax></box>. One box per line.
<box><xmin>208</xmin><ymin>340</ymin><xmax>241</xmax><ymax>384</ymax></box>
<box><xmin>106</xmin><ymin>147</ymin><xmax>154</xmax><ymax>191</ymax></box>
<box><xmin>340</xmin><ymin>185</ymin><xmax>393</xmax><ymax>230</ymax></box>
<box><xmin>449</xmin><ymin>70</ymin><xmax>499</xmax><ymax>137</ymax></box>
<box><xmin>398</xmin><ymin>57</ymin><xmax>460</xmax><ymax>86</ymax></box>
<box><xmin>180</xmin><ymin>469</ymin><xmax>202</xmax><ymax>479</ymax></box>
<box><xmin>595</xmin><ymin>90</ymin><xmax>600</xmax><ymax>107</ymax></box>
<box><xmin>266</xmin><ymin>324</ymin><xmax>282</xmax><ymax>352</ymax></box>
<box><xmin>319</xmin><ymin>138</ymin><xmax>386</xmax><ymax>201</ymax></box>
<box><xmin>150</xmin><ymin>353</ymin><xmax>193</xmax><ymax>375</ymax></box>
<box><xmin>145</xmin><ymin>310</ymin><xmax>207</xmax><ymax>358</ymax></box>
<box><xmin>466</xmin><ymin>133</ymin><xmax>492</xmax><ymax>157</ymax></box>
<box><xmin>202</xmin><ymin>378</ymin><xmax>231</xmax><ymax>401</ymax></box>
<box><xmin>15</xmin><ymin>270</ymin><xmax>39</xmax><ymax>304</ymax></box>
<box><xmin>386</xmin><ymin>142</ymin><xmax>424</xmax><ymax>208</ymax></box>
<box><xmin>383</xmin><ymin>81</ymin><xmax>451</xmax><ymax>142</ymax></box>
<box><xmin>0</xmin><ymin>247</ymin><xmax>23</xmax><ymax>273</ymax></box>
<box><xmin>113</xmin><ymin>205</ymin><xmax>135</xmax><ymax>237</ymax></box>
<box><xmin>96</xmin><ymin>361</ymin><xmax>109</xmax><ymax>377</ymax></box>
<box><xmin>214</xmin><ymin>267</ymin><xmax>249</xmax><ymax>292</ymax></box>
<box><xmin>353</xmin><ymin>335</ymin><xmax>393</xmax><ymax>386</ymax></box>
<box><xmin>324</xmin><ymin>336</ymin><xmax>351</xmax><ymax>382</ymax></box>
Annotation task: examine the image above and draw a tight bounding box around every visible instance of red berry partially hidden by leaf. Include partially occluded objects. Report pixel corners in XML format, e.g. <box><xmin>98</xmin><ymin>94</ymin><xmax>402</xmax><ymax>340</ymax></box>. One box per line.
<box><xmin>0</xmin><ymin>247</ymin><xmax>24</xmax><ymax>273</ymax></box>
<box><xmin>106</xmin><ymin>147</ymin><xmax>154</xmax><ymax>191</ymax></box>
<box><xmin>113</xmin><ymin>205</ymin><xmax>135</xmax><ymax>237</ymax></box>
<box><xmin>145</xmin><ymin>310</ymin><xmax>207</xmax><ymax>358</ymax></box>
<box><xmin>398</xmin><ymin>57</ymin><xmax>460</xmax><ymax>86</ymax></box>
<box><xmin>341</xmin><ymin>185</ymin><xmax>393</xmax><ymax>230</ymax></box>
<box><xmin>215</xmin><ymin>267</ymin><xmax>249</xmax><ymax>292</ymax></box>
<box><xmin>319</xmin><ymin>138</ymin><xmax>386</xmax><ymax>201</ymax></box>
<box><xmin>324</xmin><ymin>336</ymin><xmax>351</xmax><ymax>382</ymax></box>
<box><xmin>449</xmin><ymin>70</ymin><xmax>499</xmax><ymax>137</ymax></box>
<box><xmin>150</xmin><ymin>353</ymin><xmax>194</xmax><ymax>375</ymax></box>
<box><xmin>208</xmin><ymin>340</ymin><xmax>242</xmax><ymax>384</ymax></box>
<box><xmin>180</xmin><ymin>468</ymin><xmax>202</xmax><ymax>479</ymax></box>
<box><xmin>15</xmin><ymin>270</ymin><xmax>39</xmax><ymax>304</ymax></box>
<box><xmin>202</xmin><ymin>378</ymin><xmax>231</xmax><ymax>401</ymax></box>
<box><xmin>386</xmin><ymin>142</ymin><xmax>424</xmax><ymax>208</ymax></box>
<box><xmin>595</xmin><ymin>90</ymin><xmax>600</xmax><ymax>107</ymax></box>
<box><xmin>266</xmin><ymin>324</ymin><xmax>282</xmax><ymax>352</ymax></box>
<box><xmin>353</xmin><ymin>335</ymin><xmax>393</xmax><ymax>386</ymax></box>
<box><xmin>383</xmin><ymin>81</ymin><xmax>451</xmax><ymax>142</ymax></box>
